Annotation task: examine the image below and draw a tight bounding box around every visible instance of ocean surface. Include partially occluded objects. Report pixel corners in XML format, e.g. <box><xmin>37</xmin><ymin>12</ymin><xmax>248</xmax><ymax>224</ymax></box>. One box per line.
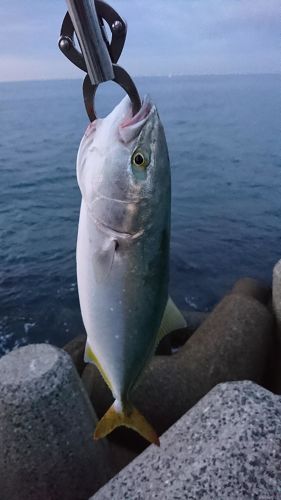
<box><xmin>0</xmin><ymin>74</ymin><xmax>280</xmax><ymax>356</ymax></box>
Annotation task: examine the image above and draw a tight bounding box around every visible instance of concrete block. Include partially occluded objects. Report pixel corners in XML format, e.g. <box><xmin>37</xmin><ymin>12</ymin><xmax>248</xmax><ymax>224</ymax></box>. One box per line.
<box><xmin>0</xmin><ymin>344</ymin><xmax>110</xmax><ymax>500</ymax></box>
<box><xmin>182</xmin><ymin>310</ymin><xmax>209</xmax><ymax>331</ymax></box>
<box><xmin>63</xmin><ymin>334</ymin><xmax>87</xmax><ymax>375</ymax></box>
<box><xmin>273</xmin><ymin>260</ymin><xmax>281</xmax><ymax>335</ymax></box>
<box><xmin>265</xmin><ymin>334</ymin><xmax>281</xmax><ymax>395</ymax></box>
<box><xmin>232</xmin><ymin>277</ymin><xmax>271</xmax><ymax>304</ymax></box>
<box><xmin>92</xmin><ymin>381</ymin><xmax>281</xmax><ymax>500</ymax></box>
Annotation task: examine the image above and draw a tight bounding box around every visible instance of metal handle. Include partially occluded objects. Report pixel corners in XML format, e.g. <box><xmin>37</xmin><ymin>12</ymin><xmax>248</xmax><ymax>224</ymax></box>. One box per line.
<box><xmin>65</xmin><ymin>0</ymin><xmax>114</xmax><ymax>85</ymax></box>
<box><xmin>58</xmin><ymin>0</ymin><xmax>142</xmax><ymax>120</ymax></box>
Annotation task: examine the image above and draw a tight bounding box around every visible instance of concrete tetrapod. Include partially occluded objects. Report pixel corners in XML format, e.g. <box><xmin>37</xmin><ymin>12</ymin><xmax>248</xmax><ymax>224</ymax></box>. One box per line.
<box><xmin>92</xmin><ymin>381</ymin><xmax>281</xmax><ymax>500</ymax></box>
<box><xmin>63</xmin><ymin>333</ymin><xmax>87</xmax><ymax>375</ymax></box>
<box><xmin>273</xmin><ymin>260</ymin><xmax>281</xmax><ymax>338</ymax></box>
<box><xmin>231</xmin><ymin>276</ymin><xmax>271</xmax><ymax>304</ymax></box>
<box><xmin>269</xmin><ymin>260</ymin><xmax>281</xmax><ymax>394</ymax></box>
<box><xmin>0</xmin><ymin>344</ymin><xmax>110</xmax><ymax>500</ymax></box>
<box><xmin>82</xmin><ymin>293</ymin><xmax>273</xmax><ymax>449</ymax></box>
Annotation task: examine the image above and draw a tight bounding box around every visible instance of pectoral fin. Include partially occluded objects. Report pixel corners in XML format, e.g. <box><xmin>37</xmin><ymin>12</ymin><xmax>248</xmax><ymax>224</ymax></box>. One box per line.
<box><xmin>93</xmin><ymin>238</ymin><xmax>117</xmax><ymax>283</ymax></box>
<box><xmin>156</xmin><ymin>297</ymin><xmax>187</xmax><ymax>342</ymax></box>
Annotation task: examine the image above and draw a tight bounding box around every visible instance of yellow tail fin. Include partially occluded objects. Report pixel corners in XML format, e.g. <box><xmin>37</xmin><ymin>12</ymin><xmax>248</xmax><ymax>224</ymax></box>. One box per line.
<box><xmin>94</xmin><ymin>401</ymin><xmax>160</xmax><ymax>446</ymax></box>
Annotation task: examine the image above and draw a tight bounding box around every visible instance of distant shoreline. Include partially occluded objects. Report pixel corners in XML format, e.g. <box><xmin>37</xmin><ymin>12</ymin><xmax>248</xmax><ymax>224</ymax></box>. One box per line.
<box><xmin>0</xmin><ymin>72</ymin><xmax>280</xmax><ymax>85</ymax></box>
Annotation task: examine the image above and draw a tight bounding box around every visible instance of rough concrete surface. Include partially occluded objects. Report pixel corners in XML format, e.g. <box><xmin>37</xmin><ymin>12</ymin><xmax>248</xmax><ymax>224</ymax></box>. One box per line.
<box><xmin>0</xmin><ymin>344</ymin><xmax>111</xmax><ymax>500</ymax></box>
<box><xmin>231</xmin><ymin>277</ymin><xmax>271</xmax><ymax>304</ymax></box>
<box><xmin>63</xmin><ymin>333</ymin><xmax>87</xmax><ymax>375</ymax></box>
<box><xmin>273</xmin><ymin>260</ymin><xmax>281</xmax><ymax>336</ymax></box>
<box><xmin>92</xmin><ymin>381</ymin><xmax>281</xmax><ymax>500</ymax></box>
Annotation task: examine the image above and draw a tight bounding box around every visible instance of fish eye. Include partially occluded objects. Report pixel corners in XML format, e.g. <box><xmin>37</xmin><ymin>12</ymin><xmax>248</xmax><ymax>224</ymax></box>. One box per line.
<box><xmin>132</xmin><ymin>151</ymin><xmax>149</xmax><ymax>168</ymax></box>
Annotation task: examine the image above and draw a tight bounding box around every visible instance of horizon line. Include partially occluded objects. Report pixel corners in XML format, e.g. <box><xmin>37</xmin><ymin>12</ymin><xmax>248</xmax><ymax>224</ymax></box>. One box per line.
<box><xmin>0</xmin><ymin>72</ymin><xmax>280</xmax><ymax>85</ymax></box>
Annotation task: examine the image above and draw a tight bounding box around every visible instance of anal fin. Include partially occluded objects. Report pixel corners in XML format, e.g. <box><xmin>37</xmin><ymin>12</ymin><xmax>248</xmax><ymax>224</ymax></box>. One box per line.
<box><xmin>84</xmin><ymin>341</ymin><xmax>113</xmax><ymax>391</ymax></box>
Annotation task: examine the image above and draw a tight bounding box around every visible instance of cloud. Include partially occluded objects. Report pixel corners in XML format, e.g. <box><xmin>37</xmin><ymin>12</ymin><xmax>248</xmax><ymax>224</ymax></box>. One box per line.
<box><xmin>0</xmin><ymin>55</ymin><xmax>81</xmax><ymax>82</ymax></box>
<box><xmin>0</xmin><ymin>0</ymin><xmax>279</xmax><ymax>81</ymax></box>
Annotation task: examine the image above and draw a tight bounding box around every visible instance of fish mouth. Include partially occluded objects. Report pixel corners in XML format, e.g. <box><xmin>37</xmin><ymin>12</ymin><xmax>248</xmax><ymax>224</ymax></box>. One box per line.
<box><xmin>120</xmin><ymin>95</ymin><xmax>152</xmax><ymax>128</ymax></box>
<box><xmin>95</xmin><ymin>219</ymin><xmax>144</xmax><ymax>240</ymax></box>
<box><xmin>118</xmin><ymin>95</ymin><xmax>155</xmax><ymax>144</ymax></box>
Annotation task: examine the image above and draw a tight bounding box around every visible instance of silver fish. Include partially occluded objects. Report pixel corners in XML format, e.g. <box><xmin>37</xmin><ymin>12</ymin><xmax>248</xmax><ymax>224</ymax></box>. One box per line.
<box><xmin>76</xmin><ymin>95</ymin><xmax>185</xmax><ymax>445</ymax></box>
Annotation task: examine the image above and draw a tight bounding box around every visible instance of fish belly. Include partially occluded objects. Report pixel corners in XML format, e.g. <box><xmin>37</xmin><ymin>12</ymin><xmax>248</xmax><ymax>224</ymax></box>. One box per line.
<box><xmin>76</xmin><ymin>200</ymin><xmax>168</xmax><ymax>401</ymax></box>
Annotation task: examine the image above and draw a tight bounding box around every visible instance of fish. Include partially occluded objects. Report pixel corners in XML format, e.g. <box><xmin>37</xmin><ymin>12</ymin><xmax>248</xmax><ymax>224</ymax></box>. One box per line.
<box><xmin>76</xmin><ymin>95</ymin><xmax>186</xmax><ymax>445</ymax></box>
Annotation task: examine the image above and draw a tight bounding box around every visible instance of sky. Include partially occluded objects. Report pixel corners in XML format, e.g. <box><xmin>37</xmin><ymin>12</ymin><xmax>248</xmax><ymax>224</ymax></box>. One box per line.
<box><xmin>0</xmin><ymin>0</ymin><xmax>279</xmax><ymax>82</ymax></box>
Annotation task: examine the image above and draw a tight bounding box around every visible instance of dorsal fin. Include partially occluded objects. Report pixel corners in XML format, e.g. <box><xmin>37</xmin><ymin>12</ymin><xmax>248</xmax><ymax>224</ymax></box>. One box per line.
<box><xmin>156</xmin><ymin>297</ymin><xmax>187</xmax><ymax>343</ymax></box>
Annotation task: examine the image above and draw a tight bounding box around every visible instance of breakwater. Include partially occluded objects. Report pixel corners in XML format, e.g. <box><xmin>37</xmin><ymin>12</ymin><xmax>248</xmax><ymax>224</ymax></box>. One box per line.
<box><xmin>0</xmin><ymin>262</ymin><xmax>281</xmax><ymax>498</ymax></box>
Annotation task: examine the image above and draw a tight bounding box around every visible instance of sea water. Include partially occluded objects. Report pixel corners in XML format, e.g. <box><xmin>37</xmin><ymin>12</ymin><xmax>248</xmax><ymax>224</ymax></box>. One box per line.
<box><xmin>0</xmin><ymin>74</ymin><xmax>280</xmax><ymax>355</ymax></box>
